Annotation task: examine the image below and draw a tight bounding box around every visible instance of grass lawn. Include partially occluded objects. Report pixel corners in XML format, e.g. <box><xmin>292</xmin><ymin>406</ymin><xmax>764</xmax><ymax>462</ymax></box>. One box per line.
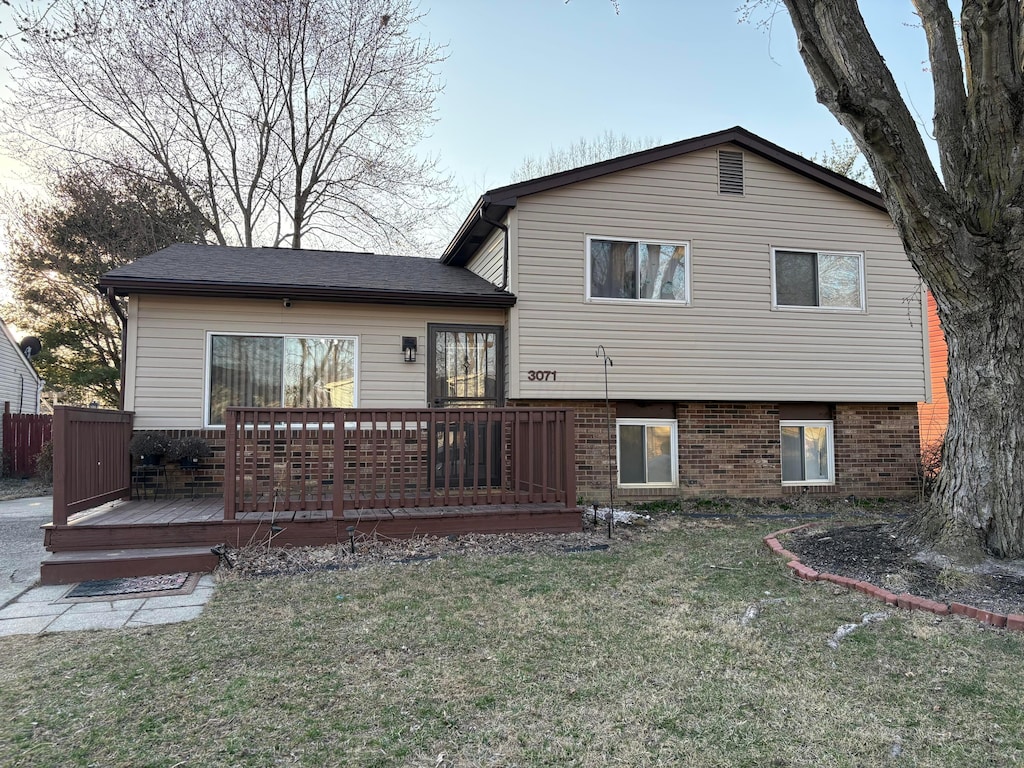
<box><xmin>2</xmin><ymin>515</ymin><xmax>1022</xmax><ymax>767</ymax></box>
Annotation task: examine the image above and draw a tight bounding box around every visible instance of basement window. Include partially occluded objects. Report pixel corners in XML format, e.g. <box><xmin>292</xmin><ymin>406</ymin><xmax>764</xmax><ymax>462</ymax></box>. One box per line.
<box><xmin>780</xmin><ymin>420</ymin><xmax>834</xmax><ymax>485</ymax></box>
<box><xmin>616</xmin><ymin>418</ymin><xmax>678</xmax><ymax>487</ymax></box>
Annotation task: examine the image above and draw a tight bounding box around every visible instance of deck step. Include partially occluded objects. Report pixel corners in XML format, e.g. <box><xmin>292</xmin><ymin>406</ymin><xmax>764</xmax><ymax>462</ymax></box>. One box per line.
<box><xmin>40</xmin><ymin>546</ymin><xmax>219</xmax><ymax>585</ymax></box>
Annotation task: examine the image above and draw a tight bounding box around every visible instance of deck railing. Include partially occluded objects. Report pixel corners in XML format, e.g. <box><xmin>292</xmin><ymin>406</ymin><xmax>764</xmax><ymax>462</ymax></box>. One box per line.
<box><xmin>223</xmin><ymin>407</ymin><xmax>576</xmax><ymax>518</ymax></box>
<box><xmin>52</xmin><ymin>406</ymin><xmax>134</xmax><ymax>526</ymax></box>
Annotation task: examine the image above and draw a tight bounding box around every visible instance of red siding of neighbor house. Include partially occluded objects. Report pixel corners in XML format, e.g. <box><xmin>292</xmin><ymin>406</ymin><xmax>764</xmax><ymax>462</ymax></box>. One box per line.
<box><xmin>919</xmin><ymin>291</ymin><xmax>949</xmax><ymax>451</ymax></box>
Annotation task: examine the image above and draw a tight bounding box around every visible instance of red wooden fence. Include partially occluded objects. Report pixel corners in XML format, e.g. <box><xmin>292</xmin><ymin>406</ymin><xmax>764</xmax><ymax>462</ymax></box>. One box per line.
<box><xmin>223</xmin><ymin>407</ymin><xmax>577</xmax><ymax>519</ymax></box>
<box><xmin>51</xmin><ymin>406</ymin><xmax>134</xmax><ymax>526</ymax></box>
<box><xmin>2</xmin><ymin>402</ymin><xmax>52</xmax><ymax>477</ymax></box>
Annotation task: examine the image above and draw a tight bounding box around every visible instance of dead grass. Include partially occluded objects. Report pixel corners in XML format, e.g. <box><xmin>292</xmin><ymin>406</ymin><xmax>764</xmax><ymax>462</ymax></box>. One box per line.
<box><xmin>0</xmin><ymin>476</ymin><xmax>51</xmax><ymax>501</ymax></box>
<box><xmin>2</xmin><ymin>516</ymin><xmax>1023</xmax><ymax>767</ymax></box>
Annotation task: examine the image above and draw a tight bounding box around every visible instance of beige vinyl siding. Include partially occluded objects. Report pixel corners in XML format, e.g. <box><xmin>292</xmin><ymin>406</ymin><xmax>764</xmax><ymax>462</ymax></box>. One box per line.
<box><xmin>509</xmin><ymin>144</ymin><xmax>927</xmax><ymax>402</ymax></box>
<box><xmin>0</xmin><ymin>322</ymin><xmax>39</xmax><ymax>413</ymax></box>
<box><xmin>125</xmin><ymin>296</ymin><xmax>505</xmax><ymax>429</ymax></box>
<box><xmin>465</xmin><ymin>225</ymin><xmax>506</xmax><ymax>286</ymax></box>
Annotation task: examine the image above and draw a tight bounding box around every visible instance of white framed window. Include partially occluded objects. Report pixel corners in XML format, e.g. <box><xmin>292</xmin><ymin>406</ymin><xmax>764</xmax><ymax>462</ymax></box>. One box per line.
<box><xmin>780</xmin><ymin>420</ymin><xmax>835</xmax><ymax>485</ymax></box>
<box><xmin>616</xmin><ymin>418</ymin><xmax>678</xmax><ymax>487</ymax></box>
<box><xmin>587</xmin><ymin>236</ymin><xmax>691</xmax><ymax>304</ymax></box>
<box><xmin>771</xmin><ymin>248</ymin><xmax>865</xmax><ymax>311</ymax></box>
<box><xmin>205</xmin><ymin>333</ymin><xmax>358</xmax><ymax>427</ymax></box>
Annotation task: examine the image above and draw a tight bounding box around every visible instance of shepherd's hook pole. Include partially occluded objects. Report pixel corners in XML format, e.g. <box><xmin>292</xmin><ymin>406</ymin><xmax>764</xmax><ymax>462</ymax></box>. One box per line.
<box><xmin>595</xmin><ymin>345</ymin><xmax>614</xmax><ymax>537</ymax></box>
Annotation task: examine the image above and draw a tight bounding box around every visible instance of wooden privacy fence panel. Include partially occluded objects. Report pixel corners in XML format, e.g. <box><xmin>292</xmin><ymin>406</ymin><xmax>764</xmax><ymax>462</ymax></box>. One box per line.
<box><xmin>52</xmin><ymin>406</ymin><xmax>134</xmax><ymax>526</ymax></box>
<box><xmin>2</xmin><ymin>403</ymin><xmax>52</xmax><ymax>477</ymax></box>
<box><xmin>223</xmin><ymin>407</ymin><xmax>576</xmax><ymax>518</ymax></box>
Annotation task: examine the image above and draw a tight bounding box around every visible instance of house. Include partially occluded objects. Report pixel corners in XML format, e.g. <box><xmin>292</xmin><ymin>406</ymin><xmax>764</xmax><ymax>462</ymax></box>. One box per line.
<box><xmin>0</xmin><ymin>317</ymin><xmax>45</xmax><ymax>477</ymax></box>
<box><xmin>98</xmin><ymin>126</ymin><xmax>927</xmax><ymax>504</ymax></box>
<box><xmin>0</xmin><ymin>317</ymin><xmax>42</xmax><ymax>416</ymax></box>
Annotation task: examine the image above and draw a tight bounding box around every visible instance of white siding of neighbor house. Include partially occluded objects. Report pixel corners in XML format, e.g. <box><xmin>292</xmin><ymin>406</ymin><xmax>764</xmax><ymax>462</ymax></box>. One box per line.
<box><xmin>124</xmin><ymin>296</ymin><xmax>505</xmax><ymax>430</ymax></box>
<box><xmin>0</xmin><ymin>320</ymin><xmax>40</xmax><ymax>414</ymax></box>
<box><xmin>506</xmin><ymin>143</ymin><xmax>928</xmax><ymax>402</ymax></box>
<box><xmin>465</xmin><ymin>225</ymin><xmax>506</xmax><ymax>286</ymax></box>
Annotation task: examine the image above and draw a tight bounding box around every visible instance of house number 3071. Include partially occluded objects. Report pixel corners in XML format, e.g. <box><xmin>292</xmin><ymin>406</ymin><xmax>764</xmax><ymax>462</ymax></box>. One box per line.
<box><xmin>527</xmin><ymin>370</ymin><xmax>557</xmax><ymax>382</ymax></box>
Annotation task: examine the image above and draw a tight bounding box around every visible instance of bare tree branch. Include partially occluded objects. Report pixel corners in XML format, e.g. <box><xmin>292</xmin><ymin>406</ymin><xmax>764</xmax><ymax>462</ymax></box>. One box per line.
<box><xmin>5</xmin><ymin>0</ymin><xmax>453</xmax><ymax>252</ymax></box>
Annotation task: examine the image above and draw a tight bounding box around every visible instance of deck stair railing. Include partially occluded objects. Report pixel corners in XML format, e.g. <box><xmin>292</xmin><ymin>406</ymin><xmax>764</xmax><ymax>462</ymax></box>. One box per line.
<box><xmin>51</xmin><ymin>406</ymin><xmax>134</xmax><ymax>526</ymax></box>
<box><xmin>223</xmin><ymin>407</ymin><xmax>576</xmax><ymax>519</ymax></box>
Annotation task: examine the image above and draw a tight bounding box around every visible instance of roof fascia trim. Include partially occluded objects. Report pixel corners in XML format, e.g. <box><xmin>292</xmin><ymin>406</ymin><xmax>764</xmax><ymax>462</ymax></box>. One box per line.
<box><xmin>98</xmin><ymin>279</ymin><xmax>517</xmax><ymax>309</ymax></box>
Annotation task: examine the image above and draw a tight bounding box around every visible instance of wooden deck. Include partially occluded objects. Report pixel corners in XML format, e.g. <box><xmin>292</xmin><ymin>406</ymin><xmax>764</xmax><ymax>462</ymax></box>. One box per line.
<box><xmin>41</xmin><ymin>496</ymin><xmax>583</xmax><ymax>584</ymax></box>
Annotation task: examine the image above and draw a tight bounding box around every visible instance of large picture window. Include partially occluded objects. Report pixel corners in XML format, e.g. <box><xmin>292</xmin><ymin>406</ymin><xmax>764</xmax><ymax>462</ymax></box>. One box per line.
<box><xmin>780</xmin><ymin>420</ymin><xmax>834</xmax><ymax>485</ymax></box>
<box><xmin>588</xmin><ymin>236</ymin><xmax>690</xmax><ymax>303</ymax></box>
<box><xmin>772</xmin><ymin>249</ymin><xmax>864</xmax><ymax>310</ymax></box>
<box><xmin>616</xmin><ymin>418</ymin><xmax>678</xmax><ymax>487</ymax></box>
<box><xmin>206</xmin><ymin>334</ymin><xmax>357</xmax><ymax>426</ymax></box>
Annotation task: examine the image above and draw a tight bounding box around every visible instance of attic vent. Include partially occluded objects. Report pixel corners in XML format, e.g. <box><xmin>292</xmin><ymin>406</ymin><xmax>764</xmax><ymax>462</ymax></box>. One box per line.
<box><xmin>718</xmin><ymin>150</ymin><xmax>744</xmax><ymax>195</ymax></box>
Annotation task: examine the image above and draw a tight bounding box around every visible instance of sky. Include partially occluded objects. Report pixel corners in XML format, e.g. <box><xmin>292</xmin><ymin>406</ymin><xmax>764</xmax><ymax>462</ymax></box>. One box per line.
<box><xmin>412</xmin><ymin>1</ymin><xmax>936</xmax><ymax>201</ymax></box>
<box><xmin>0</xmin><ymin>1</ymin><xmax>938</xmax><ymax>234</ymax></box>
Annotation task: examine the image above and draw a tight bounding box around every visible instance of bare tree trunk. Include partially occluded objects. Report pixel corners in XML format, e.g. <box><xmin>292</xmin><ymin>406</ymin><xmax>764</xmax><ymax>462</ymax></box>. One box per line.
<box><xmin>921</xmin><ymin>266</ymin><xmax>1024</xmax><ymax>556</ymax></box>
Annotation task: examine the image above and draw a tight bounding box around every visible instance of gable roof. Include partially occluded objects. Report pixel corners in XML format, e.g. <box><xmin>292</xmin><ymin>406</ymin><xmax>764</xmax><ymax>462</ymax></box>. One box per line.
<box><xmin>99</xmin><ymin>243</ymin><xmax>516</xmax><ymax>309</ymax></box>
<box><xmin>442</xmin><ymin>125</ymin><xmax>886</xmax><ymax>266</ymax></box>
<box><xmin>0</xmin><ymin>317</ymin><xmax>41</xmax><ymax>384</ymax></box>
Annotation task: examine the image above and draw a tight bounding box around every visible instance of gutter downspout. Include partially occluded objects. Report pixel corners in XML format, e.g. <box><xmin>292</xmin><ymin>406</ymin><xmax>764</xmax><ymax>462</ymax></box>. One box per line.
<box><xmin>479</xmin><ymin>207</ymin><xmax>509</xmax><ymax>291</ymax></box>
<box><xmin>102</xmin><ymin>286</ymin><xmax>129</xmax><ymax>410</ymax></box>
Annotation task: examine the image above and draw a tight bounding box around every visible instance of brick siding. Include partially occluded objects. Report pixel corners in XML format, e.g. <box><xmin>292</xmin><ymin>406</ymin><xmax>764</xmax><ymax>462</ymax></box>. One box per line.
<box><xmin>132</xmin><ymin>428</ymin><xmax>227</xmax><ymax>499</ymax></box>
<box><xmin>132</xmin><ymin>401</ymin><xmax>920</xmax><ymax>503</ymax></box>
<box><xmin>514</xmin><ymin>400</ymin><xmax>920</xmax><ymax>504</ymax></box>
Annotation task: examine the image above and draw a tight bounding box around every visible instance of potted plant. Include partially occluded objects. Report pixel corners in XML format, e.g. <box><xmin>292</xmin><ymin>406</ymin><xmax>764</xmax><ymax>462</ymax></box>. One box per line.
<box><xmin>166</xmin><ymin>435</ymin><xmax>212</xmax><ymax>468</ymax></box>
<box><xmin>129</xmin><ymin>431</ymin><xmax>169</xmax><ymax>466</ymax></box>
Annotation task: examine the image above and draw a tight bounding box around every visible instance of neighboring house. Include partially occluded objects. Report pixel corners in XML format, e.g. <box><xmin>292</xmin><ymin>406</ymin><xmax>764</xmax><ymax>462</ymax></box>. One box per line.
<box><xmin>0</xmin><ymin>318</ymin><xmax>42</xmax><ymax>416</ymax></box>
<box><xmin>0</xmin><ymin>317</ymin><xmax>44</xmax><ymax>475</ymax></box>
<box><xmin>99</xmin><ymin>126</ymin><xmax>928</xmax><ymax>502</ymax></box>
<box><xmin>918</xmin><ymin>290</ymin><xmax>948</xmax><ymax>451</ymax></box>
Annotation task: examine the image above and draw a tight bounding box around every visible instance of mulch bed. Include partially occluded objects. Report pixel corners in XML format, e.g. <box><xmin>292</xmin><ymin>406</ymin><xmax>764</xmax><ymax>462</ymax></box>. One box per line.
<box><xmin>784</xmin><ymin>522</ymin><xmax>1024</xmax><ymax>616</ymax></box>
<box><xmin>221</xmin><ymin>526</ymin><xmax>641</xmax><ymax>579</ymax></box>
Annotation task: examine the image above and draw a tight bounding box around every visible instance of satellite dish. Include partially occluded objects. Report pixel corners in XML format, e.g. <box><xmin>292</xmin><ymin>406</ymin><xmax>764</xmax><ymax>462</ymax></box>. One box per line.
<box><xmin>19</xmin><ymin>336</ymin><xmax>41</xmax><ymax>360</ymax></box>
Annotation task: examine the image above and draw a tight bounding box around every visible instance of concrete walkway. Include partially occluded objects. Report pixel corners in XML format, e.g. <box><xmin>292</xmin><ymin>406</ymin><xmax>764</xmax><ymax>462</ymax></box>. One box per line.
<box><xmin>0</xmin><ymin>495</ymin><xmax>215</xmax><ymax>637</ymax></box>
<box><xmin>0</xmin><ymin>495</ymin><xmax>51</xmax><ymax>608</ymax></box>
<box><xmin>0</xmin><ymin>574</ymin><xmax>216</xmax><ymax>637</ymax></box>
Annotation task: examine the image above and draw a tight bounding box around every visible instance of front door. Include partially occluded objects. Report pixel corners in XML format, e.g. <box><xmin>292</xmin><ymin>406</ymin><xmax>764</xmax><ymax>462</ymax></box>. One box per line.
<box><xmin>427</xmin><ymin>324</ymin><xmax>504</xmax><ymax>488</ymax></box>
<box><xmin>427</xmin><ymin>324</ymin><xmax>504</xmax><ymax>408</ymax></box>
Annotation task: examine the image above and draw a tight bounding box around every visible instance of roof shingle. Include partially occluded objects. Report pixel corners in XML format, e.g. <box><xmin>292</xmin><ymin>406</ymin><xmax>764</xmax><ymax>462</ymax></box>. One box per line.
<box><xmin>100</xmin><ymin>243</ymin><xmax>515</xmax><ymax>309</ymax></box>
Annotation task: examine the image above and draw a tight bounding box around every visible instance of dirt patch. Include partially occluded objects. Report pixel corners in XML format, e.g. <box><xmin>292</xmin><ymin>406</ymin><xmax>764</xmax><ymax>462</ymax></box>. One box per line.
<box><xmin>220</xmin><ymin>522</ymin><xmax>651</xmax><ymax>579</ymax></box>
<box><xmin>785</xmin><ymin>522</ymin><xmax>1024</xmax><ymax>616</ymax></box>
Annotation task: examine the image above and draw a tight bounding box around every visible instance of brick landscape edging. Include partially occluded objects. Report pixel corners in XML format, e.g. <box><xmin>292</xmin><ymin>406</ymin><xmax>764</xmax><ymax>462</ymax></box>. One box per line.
<box><xmin>764</xmin><ymin>524</ymin><xmax>1024</xmax><ymax>632</ymax></box>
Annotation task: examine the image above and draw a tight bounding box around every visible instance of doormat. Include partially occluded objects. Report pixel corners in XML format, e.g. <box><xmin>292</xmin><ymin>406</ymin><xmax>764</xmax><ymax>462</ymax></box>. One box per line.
<box><xmin>62</xmin><ymin>572</ymin><xmax>198</xmax><ymax>602</ymax></box>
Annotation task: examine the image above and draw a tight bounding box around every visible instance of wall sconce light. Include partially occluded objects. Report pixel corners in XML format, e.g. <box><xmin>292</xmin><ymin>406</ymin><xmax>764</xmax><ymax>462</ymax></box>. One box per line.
<box><xmin>402</xmin><ymin>336</ymin><xmax>417</xmax><ymax>363</ymax></box>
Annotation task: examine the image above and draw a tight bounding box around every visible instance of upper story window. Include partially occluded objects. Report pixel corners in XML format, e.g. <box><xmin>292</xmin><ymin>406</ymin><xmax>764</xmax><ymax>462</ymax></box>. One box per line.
<box><xmin>587</xmin><ymin>236</ymin><xmax>690</xmax><ymax>304</ymax></box>
<box><xmin>772</xmin><ymin>248</ymin><xmax>865</xmax><ymax>311</ymax></box>
<box><xmin>206</xmin><ymin>333</ymin><xmax>357</xmax><ymax>426</ymax></box>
